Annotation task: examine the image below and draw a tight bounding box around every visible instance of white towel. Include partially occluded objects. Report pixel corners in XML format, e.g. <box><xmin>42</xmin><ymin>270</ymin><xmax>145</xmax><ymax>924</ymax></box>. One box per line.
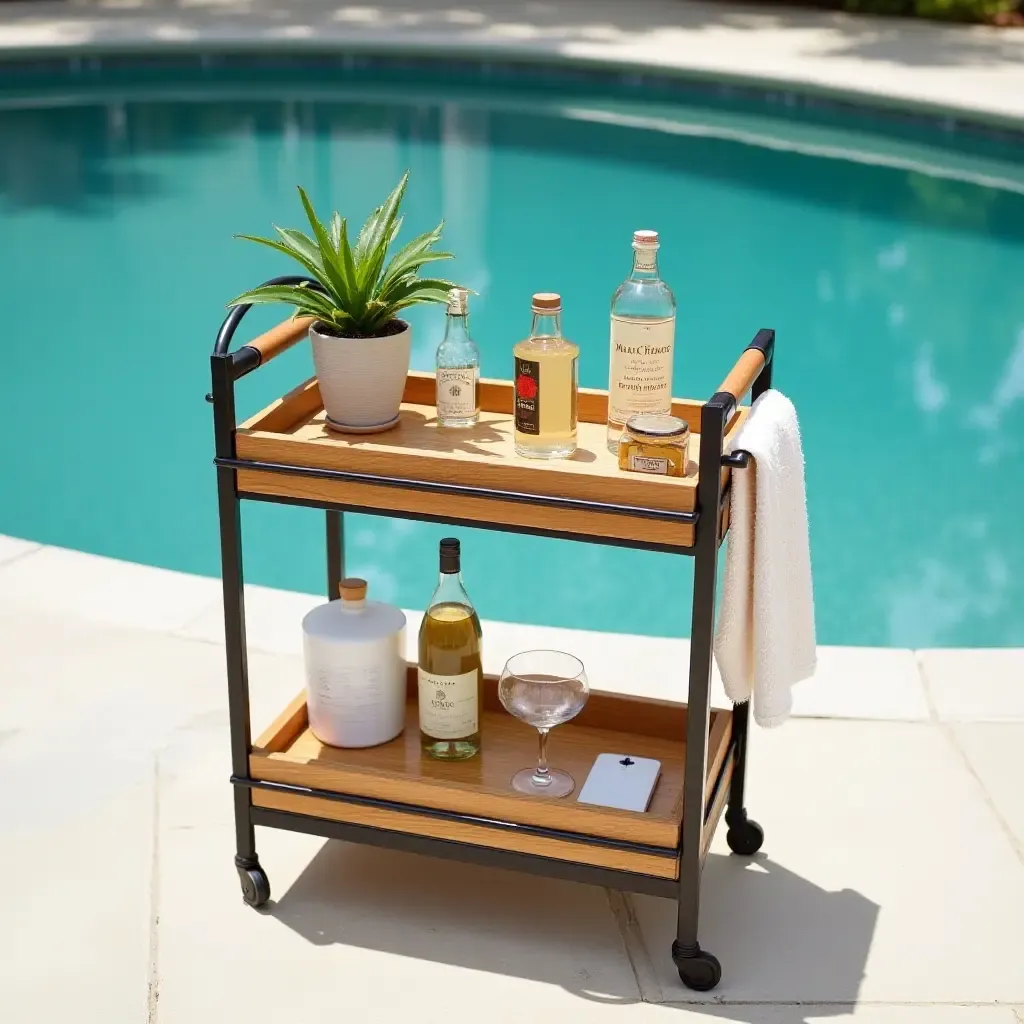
<box><xmin>714</xmin><ymin>389</ymin><xmax>816</xmax><ymax>728</ymax></box>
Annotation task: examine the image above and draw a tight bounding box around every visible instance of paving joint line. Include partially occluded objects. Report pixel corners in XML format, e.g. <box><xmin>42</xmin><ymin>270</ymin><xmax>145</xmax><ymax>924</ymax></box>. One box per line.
<box><xmin>917</xmin><ymin>653</ymin><xmax>1024</xmax><ymax>865</ymax></box>
<box><xmin>0</xmin><ymin>542</ymin><xmax>45</xmax><ymax>572</ymax></box>
<box><xmin>914</xmin><ymin>649</ymin><xmax>941</xmax><ymax>727</ymax></box>
<box><xmin>605</xmin><ymin>889</ymin><xmax>663</xmax><ymax>1003</ymax></box>
<box><xmin>146</xmin><ymin>754</ymin><xmax>161</xmax><ymax>1024</ymax></box>
<box><xmin>945</xmin><ymin>742</ymin><xmax>1024</xmax><ymax>862</ymax></box>
<box><xmin>942</xmin><ymin>724</ymin><xmax>1024</xmax><ymax>866</ymax></box>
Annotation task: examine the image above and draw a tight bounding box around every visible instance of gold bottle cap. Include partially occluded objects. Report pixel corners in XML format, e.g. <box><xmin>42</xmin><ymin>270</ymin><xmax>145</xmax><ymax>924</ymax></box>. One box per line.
<box><xmin>447</xmin><ymin>287</ymin><xmax>468</xmax><ymax>316</ymax></box>
<box><xmin>338</xmin><ymin>578</ymin><xmax>368</xmax><ymax>602</ymax></box>
<box><xmin>633</xmin><ymin>229</ymin><xmax>659</xmax><ymax>248</ymax></box>
<box><xmin>531</xmin><ymin>292</ymin><xmax>561</xmax><ymax>312</ymax></box>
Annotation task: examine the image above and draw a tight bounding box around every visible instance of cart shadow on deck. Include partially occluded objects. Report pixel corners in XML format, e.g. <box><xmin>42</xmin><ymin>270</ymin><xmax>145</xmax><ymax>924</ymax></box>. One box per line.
<box><xmin>267</xmin><ymin>838</ymin><xmax>879</xmax><ymax>1019</ymax></box>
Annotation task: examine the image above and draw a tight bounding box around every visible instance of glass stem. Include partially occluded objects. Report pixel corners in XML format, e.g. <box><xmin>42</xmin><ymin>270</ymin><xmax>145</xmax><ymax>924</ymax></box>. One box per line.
<box><xmin>533</xmin><ymin>728</ymin><xmax>551</xmax><ymax>787</ymax></box>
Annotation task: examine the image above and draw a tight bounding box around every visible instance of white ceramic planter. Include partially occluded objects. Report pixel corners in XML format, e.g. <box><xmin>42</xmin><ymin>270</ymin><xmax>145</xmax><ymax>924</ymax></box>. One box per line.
<box><xmin>310</xmin><ymin>320</ymin><xmax>411</xmax><ymax>433</ymax></box>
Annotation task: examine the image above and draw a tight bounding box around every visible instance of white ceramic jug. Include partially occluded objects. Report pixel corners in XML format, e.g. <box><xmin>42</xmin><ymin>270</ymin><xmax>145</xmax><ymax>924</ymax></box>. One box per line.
<box><xmin>301</xmin><ymin>578</ymin><xmax>407</xmax><ymax>748</ymax></box>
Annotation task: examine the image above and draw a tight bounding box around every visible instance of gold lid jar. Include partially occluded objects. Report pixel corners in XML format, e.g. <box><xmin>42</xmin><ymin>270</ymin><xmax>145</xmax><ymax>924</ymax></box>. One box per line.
<box><xmin>617</xmin><ymin>413</ymin><xmax>690</xmax><ymax>477</ymax></box>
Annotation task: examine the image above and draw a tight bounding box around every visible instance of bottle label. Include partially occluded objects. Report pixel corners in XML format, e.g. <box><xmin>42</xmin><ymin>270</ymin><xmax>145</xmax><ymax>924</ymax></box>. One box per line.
<box><xmin>305</xmin><ymin>631</ymin><xmax>404</xmax><ymax>747</ymax></box>
<box><xmin>514</xmin><ymin>356</ymin><xmax>540</xmax><ymax>435</ymax></box>
<box><xmin>633</xmin><ymin>248</ymin><xmax>657</xmax><ymax>272</ymax></box>
<box><xmin>628</xmin><ymin>453</ymin><xmax>669</xmax><ymax>475</ymax></box>
<box><xmin>608</xmin><ymin>316</ymin><xmax>675</xmax><ymax>425</ymax></box>
<box><xmin>418</xmin><ymin>668</ymin><xmax>479</xmax><ymax>739</ymax></box>
<box><xmin>437</xmin><ymin>368</ymin><xmax>478</xmax><ymax>420</ymax></box>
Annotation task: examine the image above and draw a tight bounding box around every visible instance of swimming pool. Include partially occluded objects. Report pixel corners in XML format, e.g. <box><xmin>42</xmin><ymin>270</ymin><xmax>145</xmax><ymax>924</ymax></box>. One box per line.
<box><xmin>1</xmin><ymin>57</ymin><xmax>1022</xmax><ymax>647</ymax></box>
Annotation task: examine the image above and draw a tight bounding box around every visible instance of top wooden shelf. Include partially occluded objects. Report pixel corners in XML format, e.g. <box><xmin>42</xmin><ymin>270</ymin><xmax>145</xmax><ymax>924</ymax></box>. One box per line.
<box><xmin>234</xmin><ymin>372</ymin><xmax>746</xmax><ymax>550</ymax></box>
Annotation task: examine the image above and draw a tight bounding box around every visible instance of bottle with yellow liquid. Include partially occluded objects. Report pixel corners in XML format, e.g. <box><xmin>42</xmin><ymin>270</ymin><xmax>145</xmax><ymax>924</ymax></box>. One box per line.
<box><xmin>513</xmin><ymin>292</ymin><xmax>579</xmax><ymax>459</ymax></box>
<box><xmin>417</xmin><ymin>538</ymin><xmax>483</xmax><ymax>760</ymax></box>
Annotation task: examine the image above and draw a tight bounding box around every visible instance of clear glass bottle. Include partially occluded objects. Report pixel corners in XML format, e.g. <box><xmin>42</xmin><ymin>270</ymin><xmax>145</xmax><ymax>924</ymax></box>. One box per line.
<box><xmin>435</xmin><ymin>287</ymin><xmax>480</xmax><ymax>428</ymax></box>
<box><xmin>607</xmin><ymin>230</ymin><xmax>677</xmax><ymax>452</ymax></box>
<box><xmin>513</xmin><ymin>292</ymin><xmax>579</xmax><ymax>459</ymax></box>
<box><xmin>417</xmin><ymin>538</ymin><xmax>483</xmax><ymax>760</ymax></box>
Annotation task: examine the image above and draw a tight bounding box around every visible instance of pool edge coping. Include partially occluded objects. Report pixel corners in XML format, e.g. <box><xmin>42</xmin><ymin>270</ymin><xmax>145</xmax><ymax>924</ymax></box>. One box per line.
<box><xmin>1</xmin><ymin>535</ymin><xmax>1022</xmax><ymax>725</ymax></box>
<box><xmin>0</xmin><ymin>3</ymin><xmax>1021</xmax><ymax>131</ymax></box>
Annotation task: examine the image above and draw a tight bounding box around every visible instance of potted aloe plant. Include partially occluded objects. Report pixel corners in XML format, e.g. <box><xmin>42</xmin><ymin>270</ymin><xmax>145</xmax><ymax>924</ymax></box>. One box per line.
<box><xmin>229</xmin><ymin>172</ymin><xmax>456</xmax><ymax>433</ymax></box>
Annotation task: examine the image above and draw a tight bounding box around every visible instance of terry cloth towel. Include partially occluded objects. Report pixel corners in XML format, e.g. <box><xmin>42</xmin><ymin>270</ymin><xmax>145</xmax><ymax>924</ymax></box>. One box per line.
<box><xmin>714</xmin><ymin>389</ymin><xmax>816</xmax><ymax>728</ymax></box>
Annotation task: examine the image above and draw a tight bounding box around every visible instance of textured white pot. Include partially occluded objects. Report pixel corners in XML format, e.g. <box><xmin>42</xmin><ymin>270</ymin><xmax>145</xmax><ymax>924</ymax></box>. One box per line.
<box><xmin>310</xmin><ymin>320</ymin><xmax>411</xmax><ymax>432</ymax></box>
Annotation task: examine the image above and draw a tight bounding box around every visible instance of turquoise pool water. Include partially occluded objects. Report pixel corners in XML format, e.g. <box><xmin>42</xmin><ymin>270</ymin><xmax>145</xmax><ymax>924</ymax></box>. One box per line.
<box><xmin>1</xmin><ymin>60</ymin><xmax>1022</xmax><ymax>647</ymax></box>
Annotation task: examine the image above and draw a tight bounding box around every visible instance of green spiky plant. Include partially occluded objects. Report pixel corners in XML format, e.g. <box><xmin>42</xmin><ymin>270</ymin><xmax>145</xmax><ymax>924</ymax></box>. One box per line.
<box><xmin>229</xmin><ymin>172</ymin><xmax>457</xmax><ymax>338</ymax></box>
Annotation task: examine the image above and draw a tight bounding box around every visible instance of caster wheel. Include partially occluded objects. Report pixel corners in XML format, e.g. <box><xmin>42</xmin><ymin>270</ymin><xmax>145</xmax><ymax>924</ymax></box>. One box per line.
<box><xmin>237</xmin><ymin>864</ymin><xmax>270</xmax><ymax>908</ymax></box>
<box><xmin>676</xmin><ymin>949</ymin><xmax>722</xmax><ymax>992</ymax></box>
<box><xmin>727</xmin><ymin>817</ymin><xmax>764</xmax><ymax>856</ymax></box>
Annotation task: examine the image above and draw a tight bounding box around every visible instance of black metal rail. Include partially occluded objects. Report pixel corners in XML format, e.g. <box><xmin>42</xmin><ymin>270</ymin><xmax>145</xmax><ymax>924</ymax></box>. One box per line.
<box><xmin>217</xmin><ymin>455</ymin><xmax>700</xmax><ymax>525</ymax></box>
<box><xmin>249</xmin><ymin>807</ymin><xmax>680</xmax><ymax>898</ymax></box>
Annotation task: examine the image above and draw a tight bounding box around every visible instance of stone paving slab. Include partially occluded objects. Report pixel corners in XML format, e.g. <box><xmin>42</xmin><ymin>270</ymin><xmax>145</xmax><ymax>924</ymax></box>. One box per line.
<box><xmin>0</xmin><ymin>0</ymin><xmax>1021</xmax><ymax>127</ymax></box>
<box><xmin>953</xmin><ymin>723</ymin><xmax>1024</xmax><ymax>855</ymax></box>
<box><xmin>631</xmin><ymin>719</ymin><xmax>1024</xmax><ymax>1005</ymax></box>
<box><xmin>920</xmin><ymin>649</ymin><xmax>1024</xmax><ymax>722</ymax></box>
<box><xmin>0</xmin><ymin>542</ymin><xmax>219</xmax><ymax>634</ymax></box>
<box><xmin>0</xmin><ymin>603</ymin><xmax>302</xmax><ymax>750</ymax></box>
<box><xmin>0</xmin><ymin>774</ymin><xmax>154</xmax><ymax>1024</ymax></box>
<box><xmin>0</xmin><ymin>621</ymin><xmax>156</xmax><ymax>1024</ymax></box>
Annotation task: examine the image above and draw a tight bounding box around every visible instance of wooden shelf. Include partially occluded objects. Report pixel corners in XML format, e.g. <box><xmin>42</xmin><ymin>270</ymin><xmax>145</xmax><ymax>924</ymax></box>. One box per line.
<box><xmin>251</xmin><ymin>668</ymin><xmax>733</xmax><ymax>881</ymax></box>
<box><xmin>235</xmin><ymin>373</ymin><xmax>747</xmax><ymax>549</ymax></box>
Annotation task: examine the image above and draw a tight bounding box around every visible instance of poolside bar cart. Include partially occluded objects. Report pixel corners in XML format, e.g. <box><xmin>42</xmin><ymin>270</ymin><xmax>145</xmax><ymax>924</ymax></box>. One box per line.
<box><xmin>210</xmin><ymin>280</ymin><xmax>773</xmax><ymax>992</ymax></box>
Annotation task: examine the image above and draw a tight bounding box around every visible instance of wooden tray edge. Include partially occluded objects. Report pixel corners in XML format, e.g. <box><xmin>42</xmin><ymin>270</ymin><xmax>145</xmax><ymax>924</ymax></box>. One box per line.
<box><xmin>250</xmin><ymin>682</ymin><xmax>732</xmax><ymax>851</ymax></box>
<box><xmin>251</xmin><ymin>788</ymin><xmax>680</xmax><ymax>879</ymax></box>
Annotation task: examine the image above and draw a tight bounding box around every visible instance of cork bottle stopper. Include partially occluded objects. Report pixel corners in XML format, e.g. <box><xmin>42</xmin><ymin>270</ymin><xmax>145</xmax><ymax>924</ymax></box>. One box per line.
<box><xmin>338</xmin><ymin>578</ymin><xmax>368</xmax><ymax>602</ymax></box>
<box><xmin>447</xmin><ymin>287</ymin><xmax>468</xmax><ymax>316</ymax></box>
<box><xmin>633</xmin><ymin>229</ymin><xmax>659</xmax><ymax>246</ymax></box>
<box><xmin>531</xmin><ymin>292</ymin><xmax>561</xmax><ymax>312</ymax></box>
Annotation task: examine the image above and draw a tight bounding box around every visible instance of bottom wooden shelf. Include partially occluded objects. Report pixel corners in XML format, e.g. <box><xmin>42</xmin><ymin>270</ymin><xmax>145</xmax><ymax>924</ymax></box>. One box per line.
<box><xmin>251</xmin><ymin>668</ymin><xmax>733</xmax><ymax>881</ymax></box>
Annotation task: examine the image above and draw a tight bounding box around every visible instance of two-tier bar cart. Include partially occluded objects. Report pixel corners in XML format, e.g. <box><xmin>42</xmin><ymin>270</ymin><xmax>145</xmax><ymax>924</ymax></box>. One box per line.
<box><xmin>211</xmin><ymin>278</ymin><xmax>774</xmax><ymax>991</ymax></box>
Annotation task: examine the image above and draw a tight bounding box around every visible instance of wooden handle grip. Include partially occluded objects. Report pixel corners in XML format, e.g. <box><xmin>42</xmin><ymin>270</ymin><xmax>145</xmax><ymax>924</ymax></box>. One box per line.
<box><xmin>717</xmin><ymin>348</ymin><xmax>766</xmax><ymax>404</ymax></box>
<box><xmin>246</xmin><ymin>316</ymin><xmax>314</xmax><ymax>365</ymax></box>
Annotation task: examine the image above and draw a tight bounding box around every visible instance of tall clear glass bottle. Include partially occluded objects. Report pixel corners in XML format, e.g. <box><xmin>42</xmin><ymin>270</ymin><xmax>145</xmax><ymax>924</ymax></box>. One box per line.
<box><xmin>435</xmin><ymin>287</ymin><xmax>480</xmax><ymax>428</ymax></box>
<box><xmin>513</xmin><ymin>293</ymin><xmax>579</xmax><ymax>459</ymax></box>
<box><xmin>417</xmin><ymin>538</ymin><xmax>483</xmax><ymax>760</ymax></box>
<box><xmin>607</xmin><ymin>231</ymin><xmax>677</xmax><ymax>452</ymax></box>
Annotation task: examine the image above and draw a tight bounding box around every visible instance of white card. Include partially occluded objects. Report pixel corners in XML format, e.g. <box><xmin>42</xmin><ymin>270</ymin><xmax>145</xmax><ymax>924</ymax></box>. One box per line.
<box><xmin>577</xmin><ymin>753</ymin><xmax>661</xmax><ymax>813</ymax></box>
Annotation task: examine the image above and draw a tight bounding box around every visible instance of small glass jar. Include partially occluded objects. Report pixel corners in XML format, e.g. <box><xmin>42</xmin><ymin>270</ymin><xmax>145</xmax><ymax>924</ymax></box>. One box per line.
<box><xmin>617</xmin><ymin>413</ymin><xmax>690</xmax><ymax>477</ymax></box>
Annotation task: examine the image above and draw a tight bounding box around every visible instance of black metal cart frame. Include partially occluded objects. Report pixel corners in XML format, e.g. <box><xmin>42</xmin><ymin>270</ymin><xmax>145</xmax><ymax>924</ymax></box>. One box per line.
<box><xmin>210</xmin><ymin>282</ymin><xmax>774</xmax><ymax>991</ymax></box>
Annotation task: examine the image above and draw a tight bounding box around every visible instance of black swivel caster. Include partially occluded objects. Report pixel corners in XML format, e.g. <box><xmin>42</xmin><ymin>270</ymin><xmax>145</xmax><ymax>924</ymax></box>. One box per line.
<box><xmin>726</xmin><ymin>811</ymin><xmax>764</xmax><ymax>856</ymax></box>
<box><xmin>236</xmin><ymin>858</ymin><xmax>271</xmax><ymax>908</ymax></box>
<box><xmin>672</xmin><ymin>942</ymin><xmax>722</xmax><ymax>991</ymax></box>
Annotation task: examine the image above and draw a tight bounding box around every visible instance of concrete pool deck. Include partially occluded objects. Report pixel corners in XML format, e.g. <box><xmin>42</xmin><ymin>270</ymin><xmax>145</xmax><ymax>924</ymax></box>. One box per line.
<box><xmin>0</xmin><ymin>0</ymin><xmax>1022</xmax><ymax>128</ymax></box>
<box><xmin>2</xmin><ymin>534</ymin><xmax>1023</xmax><ymax>1022</ymax></box>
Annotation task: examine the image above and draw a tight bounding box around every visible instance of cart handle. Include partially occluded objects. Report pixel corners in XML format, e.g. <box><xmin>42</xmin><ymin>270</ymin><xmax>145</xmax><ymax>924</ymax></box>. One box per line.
<box><xmin>716</xmin><ymin>329</ymin><xmax>774</xmax><ymax>410</ymax></box>
<box><xmin>213</xmin><ymin>276</ymin><xmax>324</xmax><ymax>380</ymax></box>
<box><xmin>708</xmin><ymin>328</ymin><xmax>775</xmax><ymax>469</ymax></box>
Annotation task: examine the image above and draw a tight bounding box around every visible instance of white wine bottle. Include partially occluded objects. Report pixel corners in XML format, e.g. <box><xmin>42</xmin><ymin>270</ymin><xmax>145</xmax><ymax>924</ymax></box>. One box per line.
<box><xmin>417</xmin><ymin>538</ymin><xmax>483</xmax><ymax>760</ymax></box>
